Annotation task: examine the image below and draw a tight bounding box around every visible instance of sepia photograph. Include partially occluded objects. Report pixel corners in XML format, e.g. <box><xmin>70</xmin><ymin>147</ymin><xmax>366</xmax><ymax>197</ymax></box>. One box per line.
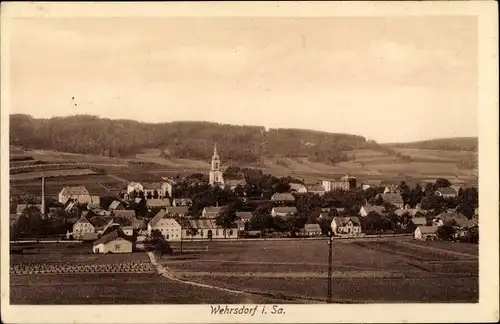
<box><xmin>1</xmin><ymin>2</ymin><xmax>498</xmax><ymax>324</ymax></box>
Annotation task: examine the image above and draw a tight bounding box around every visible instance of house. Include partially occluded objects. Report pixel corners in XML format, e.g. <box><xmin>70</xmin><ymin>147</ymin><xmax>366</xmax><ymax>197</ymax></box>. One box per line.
<box><xmin>165</xmin><ymin>206</ymin><xmax>189</xmax><ymax>218</ymax></box>
<box><xmin>202</xmin><ymin>206</ymin><xmax>225</xmax><ymax>219</ymax></box>
<box><xmin>270</xmin><ymin>192</ymin><xmax>296</xmax><ymax>204</ymax></box>
<box><xmin>235</xmin><ymin>220</ymin><xmax>246</xmax><ymax>232</ymax></box>
<box><xmin>235</xmin><ymin>211</ymin><xmax>253</xmax><ymax>223</ymax></box>
<box><xmin>172</xmin><ymin>198</ymin><xmax>193</xmax><ymax>207</ymax></box>
<box><xmin>434</xmin><ymin>187</ymin><xmax>458</xmax><ymax>199</ymax></box>
<box><xmin>302</xmin><ymin>223</ymin><xmax>322</xmax><ymax>236</ymax></box>
<box><xmin>146</xmin><ymin>198</ymin><xmax>171</xmax><ymax>210</ymax></box>
<box><xmin>88</xmin><ymin>196</ymin><xmax>101</xmax><ymax>209</ymax></box>
<box><xmin>126</xmin><ymin>181</ymin><xmax>171</xmax><ymax>199</ymax></box>
<box><xmin>113</xmin><ymin>210</ymin><xmax>145</xmax><ymax>230</ymax></box>
<box><xmin>92</xmin><ymin>229</ymin><xmax>134</xmax><ymax>254</ymax></box>
<box><xmin>181</xmin><ymin>219</ymin><xmax>238</xmax><ymax>240</ymax></box>
<box><xmin>148</xmin><ymin>211</ymin><xmax>182</xmax><ymax>240</ymax></box>
<box><xmin>359</xmin><ymin>204</ymin><xmax>385</xmax><ymax>217</ymax></box>
<box><xmin>224</xmin><ymin>179</ymin><xmax>247</xmax><ymax>191</ymax></box>
<box><xmin>410</xmin><ymin>217</ymin><xmax>427</xmax><ymax>227</ymax></box>
<box><xmin>376</xmin><ymin>193</ymin><xmax>404</xmax><ymax>208</ymax></box>
<box><xmin>127</xmin><ymin>182</ymin><xmax>143</xmax><ymax>194</ymax></box>
<box><xmin>289</xmin><ymin>183</ymin><xmax>308</xmax><ymax>194</ymax></box>
<box><xmin>89</xmin><ymin>216</ymin><xmax>110</xmax><ymax>233</ymax></box>
<box><xmin>92</xmin><ymin>208</ymin><xmax>111</xmax><ymax>216</ymax></box>
<box><xmin>331</xmin><ymin>217</ymin><xmax>362</xmax><ymax>236</ymax></box>
<box><xmin>450</xmin><ymin>184</ymin><xmax>465</xmax><ymax>195</ymax></box>
<box><xmin>16</xmin><ymin>204</ymin><xmax>42</xmax><ymax>215</ymax></box>
<box><xmin>306</xmin><ymin>184</ymin><xmax>326</xmax><ymax>196</ymax></box>
<box><xmin>113</xmin><ymin>209</ymin><xmax>136</xmax><ymax>218</ymax></box>
<box><xmin>271</xmin><ymin>206</ymin><xmax>298</xmax><ymax>217</ymax></box>
<box><xmin>58</xmin><ymin>186</ymin><xmax>91</xmax><ymax>205</ymax></box>
<box><xmin>414</xmin><ymin>226</ymin><xmax>438</xmax><ymax>241</ymax></box>
<box><xmin>72</xmin><ymin>215</ymin><xmax>95</xmax><ymax>240</ymax></box>
<box><xmin>322</xmin><ymin>175</ymin><xmax>357</xmax><ymax>192</ymax></box>
<box><xmin>436</xmin><ymin>212</ymin><xmax>468</xmax><ymax>226</ymax></box>
<box><xmin>361</xmin><ymin>180</ymin><xmax>382</xmax><ymax>190</ymax></box>
<box><xmin>81</xmin><ymin>232</ymin><xmax>99</xmax><ymax>242</ymax></box>
<box><xmin>108</xmin><ymin>200</ymin><xmax>126</xmax><ymax>212</ymax></box>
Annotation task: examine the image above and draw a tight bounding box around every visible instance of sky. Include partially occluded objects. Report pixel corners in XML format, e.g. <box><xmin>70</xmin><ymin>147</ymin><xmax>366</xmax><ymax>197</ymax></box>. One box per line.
<box><xmin>8</xmin><ymin>16</ymin><xmax>478</xmax><ymax>143</ymax></box>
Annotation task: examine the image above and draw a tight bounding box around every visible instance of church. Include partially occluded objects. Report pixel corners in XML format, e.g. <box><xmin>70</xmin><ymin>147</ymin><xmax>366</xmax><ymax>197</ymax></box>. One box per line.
<box><xmin>209</xmin><ymin>144</ymin><xmax>225</xmax><ymax>188</ymax></box>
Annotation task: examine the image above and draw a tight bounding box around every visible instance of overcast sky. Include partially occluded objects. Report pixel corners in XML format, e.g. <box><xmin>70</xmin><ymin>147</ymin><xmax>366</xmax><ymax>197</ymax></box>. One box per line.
<box><xmin>9</xmin><ymin>16</ymin><xmax>477</xmax><ymax>143</ymax></box>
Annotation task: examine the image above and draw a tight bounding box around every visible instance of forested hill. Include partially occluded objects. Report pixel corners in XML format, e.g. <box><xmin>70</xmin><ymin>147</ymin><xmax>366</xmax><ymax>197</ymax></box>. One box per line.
<box><xmin>384</xmin><ymin>137</ymin><xmax>478</xmax><ymax>151</ymax></box>
<box><xmin>10</xmin><ymin>114</ymin><xmax>370</xmax><ymax>163</ymax></box>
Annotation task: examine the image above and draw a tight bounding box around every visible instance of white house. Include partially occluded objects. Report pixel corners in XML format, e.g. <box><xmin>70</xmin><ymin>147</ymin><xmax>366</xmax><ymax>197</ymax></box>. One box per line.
<box><xmin>58</xmin><ymin>186</ymin><xmax>91</xmax><ymax>205</ymax></box>
<box><xmin>302</xmin><ymin>223</ymin><xmax>322</xmax><ymax>236</ymax></box>
<box><xmin>271</xmin><ymin>206</ymin><xmax>298</xmax><ymax>217</ymax></box>
<box><xmin>92</xmin><ymin>230</ymin><xmax>133</xmax><ymax>254</ymax></box>
<box><xmin>331</xmin><ymin>217</ymin><xmax>362</xmax><ymax>236</ymax></box>
<box><xmin>181</xmin><ymin>219</ymin><xmax>238</xmax><ymax>240</ymax></box>
<box><xmin>72</xmin><ymin>215</ymin><xmax>95</xmax><ymax>240</ymax></box>
<box><xmin>359</xmin><ymin>204</ymin><xmax>385</xmax><ymax>217</ymax></box>
<box><xmin>148</xmin><ymin>210</ymin><xmax>182</xmax><ymax>241</ymax></box>
<box><xmin>414</xmin><ymin>226</ymin><xmax>438</xmax><ymax>241</ymax></box>
<box><xmin>289</xmin><ymin>183</ymin><xmax>308</xmax><ymax>194</ymax></box>
<box><xmin>127</xmin><ymin>182</ymin><xmax>171</xmax><ymax>199</ymax></box>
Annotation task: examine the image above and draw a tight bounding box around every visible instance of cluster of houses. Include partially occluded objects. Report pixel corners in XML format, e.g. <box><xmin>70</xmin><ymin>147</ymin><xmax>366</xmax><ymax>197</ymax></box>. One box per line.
<box><xmin>11</xmin><ymin>145</ymin><xmax>478</xmax><ymax>252</ymax></box>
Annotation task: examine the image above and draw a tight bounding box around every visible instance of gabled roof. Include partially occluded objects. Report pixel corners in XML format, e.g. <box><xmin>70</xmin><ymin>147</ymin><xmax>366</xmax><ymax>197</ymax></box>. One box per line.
<box><xmin>378</xmin><ymin>193</ymin><xmax>404</xmax><ymax>205</ymax></box>
<box><xmin>417</xmin><ymin>226</ymin><xmax>438</xmax><ymax>234</ymax></box>
<box><xmin>436</xmin><ymin>212</ymin><xmax>468</xmax><ymax>222</ymax></box>
<box><xmin>289</xmin><ymin>183</ymin><xmax>306</xmax><ymax>191</ymax></box>
<box><xmin>128</xmin><ymin>182</ymin><xmax>142</xmax><ymax>188</ymax></box>
<box><xmin>235</xmin><ymin>211</ymin><xmax>253</xmax><ymax>221</ymax></box>
<box><xmin>271</xmin><ymin>192</ymin><xmax>295</xmax><ymax>201</ymax></box>
<box><xmin>82</xmin><ymin>232</ymin><xmax>99</xmax><ymax>241</ymax></box>
<box><xmin>203</xmin><ymin>206</ymin><xmax>225</xmax><ymax>213</ymax></box>
<box><xmin>114</xmin><ymin>210</ymin><xmax>136</xmax><ymax>218</ymax></box>
<box><xmin>89</xmin><ymin>216</ymin><xmax>109</xmax><ymax>228</ymax></box>
<box><xmin>411</xmin><ymin>217</ymin><xmax>427</xmax><ymax>226</ymax></box>
<box><xmin>142</xmin><ymin>182</ymin><xmax>164</xmax><ymax>190</ymax></box>
<box><xmin>436</xmin><ymin>187</ymin><xmax>457</xmax><ymax>195</ymax></box>
<box><xmin>146</xmin><ymin>198</ymin><xmax>171</xmax><ymax>208</ymax></box>
<box><xmin>165</xmin><ymin>206</ymin><xmax>189</xmax><ymax>215</ymax></box>
<box><xmin>108</xmin><ymin>200</ymin><xmax>123</xmax><ymax>210</ymax></box>
<box><xmin>333</xmin><ymin>217</ymin><xmax>361</xmax><ymax>227</ymax></box>
<box><xmin>89</xmin><ymin>196</ymin><xmax>100</xmax><ymax>205</ymax></box>
<box><xmin>360</xmin><ymin>204</ymin><xmax>385</xmax><ymax>215</ymax></box>
<box><xmin>272</xmin><ymin>206</ymin><xmax>298</xmax><ymax>214</ymax></box>
<box><xmin>74</xmin><ymin>215</ymin><xmax>92</xmax><ymax>226</ymax></box>
<box><xmin>172</xmin><ymin>198</ymin><xmax>192</xmax><ymax>205</ymax></box>
<box><xmin>181</xmin><ymin>219</ymin><xmax>218</xmax><ymax>230</ymax></box>
<box><xmin>304</xmin><ymin>223</ymin><xmax>322</xmax><ymax>232</ymax></box>
<box><xmin>60</xmin><ymin>186</ymin><xmax>89</xmax><ymax>196</ymax></box>
<box><xmin>149</xmin><ymin>210</ymin><xmax>167</xmax><ymax>227</ymax></box>
<box><xmin>306</xmin><ymin>184</ymin><xmax>325</xmax><ymax>192</ymax></box>
<box><xmin>93</xmin><ymin>229</ymin><xmax>133</xmax><ymax>246</ymax></box>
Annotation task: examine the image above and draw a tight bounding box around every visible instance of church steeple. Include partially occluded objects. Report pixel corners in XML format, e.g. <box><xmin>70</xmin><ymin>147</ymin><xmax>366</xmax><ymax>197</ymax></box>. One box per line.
<box><xmin>211</xmin><ymin>143</ymin><xmax>220</xmax><ymax>172</ymax></box>
<box><xmin>209</xmin><ymin>143</ymin><xmax>224</xmax><ymax>187</ymax></box>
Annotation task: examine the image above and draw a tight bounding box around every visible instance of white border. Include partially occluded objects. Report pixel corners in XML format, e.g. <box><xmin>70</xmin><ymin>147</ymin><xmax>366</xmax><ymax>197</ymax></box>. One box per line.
<box><xmin>1</xmin><ymin>2</ymin><xmax>498</xmax><ymax>323</ymax></box>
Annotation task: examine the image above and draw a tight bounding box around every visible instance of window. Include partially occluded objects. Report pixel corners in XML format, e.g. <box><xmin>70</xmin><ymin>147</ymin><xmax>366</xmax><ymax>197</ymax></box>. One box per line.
<box><xmin>228</xmin><ymin>229</ymin><xmax>233</xmax><ymax>236</ymax></box>
<box><xmin>166</xmin><ymin>234</ymin><xmax>169</xmax><ymax>239</ymax></box>
<box><xmin>200</xmin><ymin>230</ymin><xmax>204</xmax><ymax>236</ymax></box>
<box><xmin>114</xmin><ymin>244</ymin><xmax>120</xmax><ymax>251</ymax></box>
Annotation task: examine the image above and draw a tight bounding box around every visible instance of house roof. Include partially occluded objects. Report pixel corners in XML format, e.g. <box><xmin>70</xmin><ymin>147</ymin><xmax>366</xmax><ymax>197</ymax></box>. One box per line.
<box><xmin>436</xmin><ymin>212</ymin><xmax>467</xmax><ymax>222</ymax></box>
<box><xmin>417</xmin><ymin>226</ymin><xmax>438</xmax><ymax>234</ymax></box>
<box><xmin>304</xmin><ymin>223</ymin><xmax>322</xmax><ymax>232</ymax></box>
<box><xmin>379</xmin><ymin>193</ymin><xmax>404</xmax><ymax>205</ymax></box>
<box><xmin>271</xmin><ymin>193</ymin><xmax>296</xmax><ymax>201</ymax></box>
<box><xmin>128</xmin><ymin>182</ymin><xmax>142</xmax><ymax>188</ymax></box>
<box><xmin>360</xmin><ymin>204</ymin><xmax>385</xmax><ymax>215</ymax></box>
<box><xmin>149</xmin><ymin>210</ymin><xmax>167</xmax><ymax>227</ymax></box>
<box><xmin>143</xmin><ymin>182</ymin><xmax>164</xmax><ymax>190</ymax></box>
<box><xmin>60</xmin><ymin>186</ymin><xmax>89</xmax><ymax>196</ymax></box>
<box><xmin>272</xmin><ymin>206</ymin><xmax>298</xmax><ymax>214</ymax></box>
<box><xmin>173</xmin><ymin>198</ymin><xmax>192</xmax><ymax>205</ymax></box>
<box><xmin>182</xmin><ymin>219</ymin><xmax>218</xmax><ymax>229</ymax></box>
<box><xmin>146</xmin><ymin>198</ymin><xmax>171</xmax><ymax>208</ymax></box>
<box><xmin>436</xmin><ymin>187</ymin><xmax>457</xmax><ymax>195</ymax></box>
<box><xmin>82</xmin><ymin>232</ymin><xmax>99</xmax><ymax>241</ymax></box>
<box><xmin>333</xmin><ymin>217</ymin><xmax>361</xmax><ymax>227</ymax></box>
<box><xmin>457</xmin><ymin>219</ymin><xmax>477</xmax><ymax>228</ymax></box>
<box><xmin>74</xmin><ymin>215</ymin><xmax>92</xmax><ymax>226</ymax></box>
<box><xmin>165</xmin><ymin>206</ymin><xmax>189</xmax><ymax>215</ymax></box>
<box><xmin>203</xmin><ymin>206</ymin><xmax>225</xmax><ymax>214</ymax></box>
<box><xmin>411</xmin><ymin>217</ymin><xmax>427</xmax><ymax>226</ymax></box>
<box><xmin>114</xmin><ymin>210</ymin><xmax>136</xmax><ymax>218</ymax></box>
<box><xmin>90</xmin><ymin>196</ymin><xmax>100</xmax><ymax>204</ymax></box>
<box><xmin>306</xmin><ymin>184</ymin><xmax>325</xmax><ymax>192</ymax></box>
<box><xmin>93</xmin><ymin>229</ymin><xmax>132</xmax><ymax>246</ymax></box>
<box><xmin>108</xmin><ymin>200</ymin><xmax>123</xmax><ymax>210</ymax></box>
<box><xmin>89</xmin><ymin>216</ymin><xmax>109</xmax><ymax>228</ymax></box>
<box><xmin>235</xmin><ymin>211</ymin><xmax>252</xmax><ymax>221</ymax></box>
<box><xmin>289</xmin><ymin>183</ymin><xmax>306</xmax><ymax>191</ymax></box>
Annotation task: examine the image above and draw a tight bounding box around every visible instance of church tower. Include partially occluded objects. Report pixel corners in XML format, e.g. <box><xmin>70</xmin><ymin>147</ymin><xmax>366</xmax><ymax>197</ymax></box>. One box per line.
<box><xmin>209</xmin><ymin>144</ymin><xmax>224</xmax><ymax>188</ymax></box>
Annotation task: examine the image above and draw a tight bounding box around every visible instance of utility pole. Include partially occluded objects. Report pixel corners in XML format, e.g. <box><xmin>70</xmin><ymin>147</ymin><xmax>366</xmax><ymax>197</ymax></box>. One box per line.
<box><xmin>327</xmin><ymin>230</ymin><xmax>333</xmax><ymax>303</ymax></box>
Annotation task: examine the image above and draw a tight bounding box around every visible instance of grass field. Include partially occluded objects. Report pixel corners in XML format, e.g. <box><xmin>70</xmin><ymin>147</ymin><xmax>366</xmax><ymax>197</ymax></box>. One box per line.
<box><xmin>10</xmin><ymin>147</ymin><xmax>478</xmax><ymax>185</ymax></box>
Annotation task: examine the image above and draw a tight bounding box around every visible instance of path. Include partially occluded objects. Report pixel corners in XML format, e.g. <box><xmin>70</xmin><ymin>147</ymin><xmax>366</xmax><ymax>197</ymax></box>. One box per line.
<box><xmin>398</xmin><ymin>241</ymin><xmax>478</xmax><ymax>259</ymax></box>
<box><xmin>146</xmin><ymin>252</ymin><xmax>320</xmax><ymax>304</ymax></box>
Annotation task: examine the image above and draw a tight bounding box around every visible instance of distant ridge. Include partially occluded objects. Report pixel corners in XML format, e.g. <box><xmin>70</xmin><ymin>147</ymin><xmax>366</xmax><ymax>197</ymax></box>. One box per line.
<box><xmin>383</xmin><ymin>137</ymin><xmax>478</xmax><ymax>151</ymax></box>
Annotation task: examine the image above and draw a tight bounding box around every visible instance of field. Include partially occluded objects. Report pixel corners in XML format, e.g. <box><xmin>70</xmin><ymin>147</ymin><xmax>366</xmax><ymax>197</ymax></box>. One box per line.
<box><xmin>10</xmin><ymin>147</ymin><xmax>478</xmax><ymax>186</ymax></box>
<box><xmin>9</xmin><ymin>238</ymin><xmax>478</xmax><ymax>304</ymax></box>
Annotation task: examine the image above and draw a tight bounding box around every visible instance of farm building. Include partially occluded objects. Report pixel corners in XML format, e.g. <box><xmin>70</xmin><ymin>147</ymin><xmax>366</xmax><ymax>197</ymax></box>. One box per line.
<box><xmin>202</xmin><ymin>206</ymin><xmax>226</xmax><ymax>219</ymax></box>
<box><xmin>92</xmin><ymin>229</ymin><xmax>134</xmax><ymax>254</ymax></box>
<box><xmin>331</xmin><ymin>217</ymin><xmax>362</xmax><ymax>236</ymax></box>
<box><xmin>58</xmin><ymin>186</ymin><xmax>91</xmax><ymax>205</ymax></box>
<box><xmin>172</xmin><ymin>198</ymin><xmax>193</xmax><ymax>207</ymax></box>
<box><xmin>289</xmin><ymin>183</ymin><xmax>308</xmax><ymax>194</ymax></box>
<box><xmin>181</xmin><ymin>219</ymin><xmax>238</xmax><ymax>240</ymax></box>
<box><xmin>359</xmin><ymin>204</ymin><xmax>385</xmax><ymax>217</ymax></box>
<box><xmin>165</xmin><ymin>206</ymin><xmax>189</xmax><ymax>218</ymax></box>
<box><xmin>414</xmin><ymin>226</ymin><xmax>438</xmax><ymax>241</ymax></box>
<box><xmin>302</xmin><ymin>223</ymin><xmax>322</xmax><ymax>236</ymax></box>
<box><xmin>305</xmin><ymin>183</ymin><xmax>326</xmax><ymax>196</ymax></box>
<box><xmin>148</xmin><ymin>212</ymin><xmax>182</xmax><ymax>240</ymax></box>
<box><xmin>270</xmin><ymin>192</ymin><xmax>296</xmax><ymax>204</ymax></box>
<box><xmin>434</xmin><ymin>187</ymin><xmax>458</xmax><ymax>198</ymax></box>
<box><xmin>235</xmin><ymin>211</ymin><xmax>253</xmax><ymax>223</ymax></box>
<box><xmin>375</xmin><ymin>193</ymin><xmax>404</xmax><ymax>209</ymax></box>
<box><xmin>146</xmin><ymin>198</ymin><xmax>171</xmax><ymax>210</ymax></box>
<box><xmin>72</xmin><ymin>215</ymin><xmax>95</xmax><ymax>240</ymax></box>
<box><xmin>271</xmin><ymin>206</ymin><xmax>298</xmax><ymax>217</ymax></box>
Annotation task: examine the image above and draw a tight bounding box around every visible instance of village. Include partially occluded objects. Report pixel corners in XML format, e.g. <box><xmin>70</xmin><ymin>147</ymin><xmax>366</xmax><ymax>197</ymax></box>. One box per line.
<box><xmin>10</xmin><ymin>145</ymin><xmax>479</xmax><ymax>254</ymax></box>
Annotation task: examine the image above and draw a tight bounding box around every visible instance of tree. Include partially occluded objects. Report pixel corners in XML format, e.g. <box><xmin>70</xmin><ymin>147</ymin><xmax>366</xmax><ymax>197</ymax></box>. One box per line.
<box><xmin>437</xmin><ymin>225</ymin><xmax>456</xmax><ymax>241</ymax></box>
<box><xmin>215</xmin><ymin>208</ymin><xmax>237</xmax><ymax>238</ymax></box>
<box><xmin>435</xmin><ymin>178</ymin><xmax>451</xmax><ymax>188</ymax></box>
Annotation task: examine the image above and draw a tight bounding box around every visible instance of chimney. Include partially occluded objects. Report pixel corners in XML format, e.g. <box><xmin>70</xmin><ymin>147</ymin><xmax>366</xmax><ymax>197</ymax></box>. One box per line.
<box><xmin>41</xmin><ymin>174</ymin><xmax>45</xmax><ymax>217</ymax></box>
